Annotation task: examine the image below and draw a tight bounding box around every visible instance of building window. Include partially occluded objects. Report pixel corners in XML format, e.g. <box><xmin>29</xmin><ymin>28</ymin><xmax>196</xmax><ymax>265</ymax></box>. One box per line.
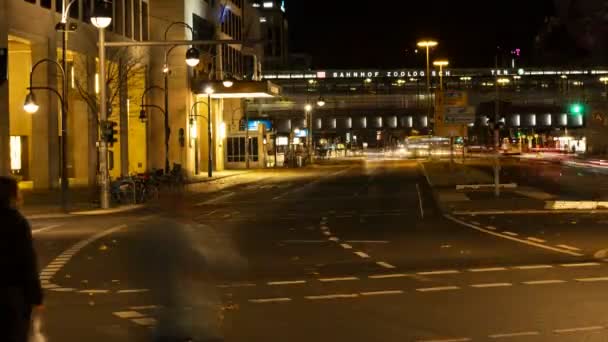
<box><xmin>263</xmin><ymin>1</ymin><xmax>273</xmax><ymax>8</ymax></box>
<box><xmin>41</xmin><ymin>0</ymin><xmax>52</xmax><ymax>9</ymax></box>
<box><xmin>134</xmin><ymin>0</ymin><xmax>141</xmax><ymax>40</ymax></box>
<box><xmin>227</xmin><ymin>137</ymin><xmax>246</xmax><ymax>162</ymax></box>
<box><xmin>113</xmin><ymin>0</ymin><xmax>124</xmax><ymax>35</ymax></box>
<box><xmin>125</xmin><ymin>0</ymin><xmax>132</xmax><ymax>38</ymax></box>
<box><xmin>141</xmin><ymin>1</ymin><xmax>149</xmax><ymax>41</ymax></box>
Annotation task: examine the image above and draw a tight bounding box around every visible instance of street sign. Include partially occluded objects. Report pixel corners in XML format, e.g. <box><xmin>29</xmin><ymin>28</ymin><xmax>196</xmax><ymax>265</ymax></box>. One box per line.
<box><xmin>444</xmin><ymin>106</ymin><xmax>475</xmax><ymax>124</ymax></box>
<box><xmin>444</xmin><ymin>90</ymin><xmax>468</xmax><ymax>107</ymax></box>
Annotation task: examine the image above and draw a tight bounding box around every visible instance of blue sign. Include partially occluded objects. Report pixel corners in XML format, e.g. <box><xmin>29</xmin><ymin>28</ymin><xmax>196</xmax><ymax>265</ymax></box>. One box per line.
<box><xmin>248</xmin><ymin>119</ymin><xmax>272</xmax><ymax>131</ymax></box>
<box><xmin>295</xmin><ymin>129</ymin><xmax>308</xmax><ymax>137</ymax></box>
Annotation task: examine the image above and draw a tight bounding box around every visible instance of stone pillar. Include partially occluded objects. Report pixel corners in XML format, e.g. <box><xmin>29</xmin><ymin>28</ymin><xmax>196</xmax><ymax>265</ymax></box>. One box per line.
<box><xmin>119</xmin><ymin>58</ymin><xmax>129</xmax><ymax>176</ymax></box>
<box><xmin>30</xmin><ymin>40</ymin><xmax>60</xmax><ymax>189</ymax></box>
<box><xmin>0</xmin><ymin>0</ymin><xmax>9</xmax><ymax>176</ymax></box>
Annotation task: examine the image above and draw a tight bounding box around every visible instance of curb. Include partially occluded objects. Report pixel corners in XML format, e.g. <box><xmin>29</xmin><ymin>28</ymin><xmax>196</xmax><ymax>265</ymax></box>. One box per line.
<box><xmin>185</xmin><ymin>171</ymin><xmax>254</xmax><ymax>185</ymax></box>
<box><xmin>418</xmin><ymin>162</ymin><xmax>446</xmax><ymax>214</ymax></box>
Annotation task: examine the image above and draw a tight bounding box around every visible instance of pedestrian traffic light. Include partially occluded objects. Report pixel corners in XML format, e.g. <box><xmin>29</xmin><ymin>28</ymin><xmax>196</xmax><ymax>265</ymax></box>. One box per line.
<box><xmin>101</xmin><ymin>120</ymin><xmax>118</xmax><ymax>147</ymax></box>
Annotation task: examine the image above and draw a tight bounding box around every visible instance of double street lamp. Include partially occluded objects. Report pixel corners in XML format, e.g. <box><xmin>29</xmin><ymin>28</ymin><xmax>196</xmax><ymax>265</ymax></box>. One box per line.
<box><xmin>433</xmin><ymin>60</ymin><xmax>449</xmax><ymax>91</ymax></box>
<box><xmin>23</xmin><ymin>59</ymin><xmax>68</xmax><ymax>211</ymax></box>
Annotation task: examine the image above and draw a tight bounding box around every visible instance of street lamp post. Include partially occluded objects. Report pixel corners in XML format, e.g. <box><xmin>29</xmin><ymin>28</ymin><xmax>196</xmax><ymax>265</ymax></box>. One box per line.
<box><xmin>433</xmin><ymin>60</ymin><xmax>449</xmax><ymax>92</ymax></box>
<box><xmin>55</xmin><ymin>0</ymin><xmax>77</xmax><ymax>211</ymax></box>
<box><xmin>204</xmin><ymin>86</ymin><xmax>214</xmax><ymax>177</ymax></box>
<box><xmin>138</xmin><ymin>85</ymin><xmax>167</xmax><ymax>171</ymax></box>
<box><xmin>162</xmin><ymin>21</ymin><xmax>200</xmax><ymax>174</ymax></box>
<box><xmin>417</xmin><ymin>40</ymin><xmax>438</xmax><ymax>126</ymax></box>
<box><xmin>24</xmin><ymin>59</ymin><xmax>68</xmax><ymax>211</ymax></box>
<box><xmin>91</xmin><ymin>0</ymin><xmax>113</xmax><ymax>209</ymax></box>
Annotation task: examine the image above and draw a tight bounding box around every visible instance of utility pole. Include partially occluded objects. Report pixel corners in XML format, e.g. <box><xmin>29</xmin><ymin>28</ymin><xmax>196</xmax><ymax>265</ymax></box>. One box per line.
<box><xmin>494</xmin><ymin>53</ymin><xmax>501</xmax><ymax>198</ymax></box>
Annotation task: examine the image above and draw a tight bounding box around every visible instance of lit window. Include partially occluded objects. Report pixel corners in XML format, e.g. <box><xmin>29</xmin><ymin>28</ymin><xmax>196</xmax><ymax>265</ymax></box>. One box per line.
<box><xmin>260</xmin><ymin>17</ymin><xmax>267</xmax><ymax>23</ymax></box>
<box><xmin>10</xmin><ymin>136</ymin><xmax>21</xmax><ymax>171</ymax></box>
<box><xmin>252</xmin><ymin>2</ymin><xmax>261</xmax><ymax>7</ymax></box>
<box><xmin>263</xmin><ymin>1</ymin><xmax>273</xmax><ymax>8</ymax></box>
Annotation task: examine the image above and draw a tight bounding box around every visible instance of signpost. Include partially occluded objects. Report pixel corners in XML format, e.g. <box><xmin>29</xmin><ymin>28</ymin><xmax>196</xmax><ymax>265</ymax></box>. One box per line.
<box><xmin>434</xmin><ymin>90</ymin><xmax>473</xmax><ymax>164</ymax></box>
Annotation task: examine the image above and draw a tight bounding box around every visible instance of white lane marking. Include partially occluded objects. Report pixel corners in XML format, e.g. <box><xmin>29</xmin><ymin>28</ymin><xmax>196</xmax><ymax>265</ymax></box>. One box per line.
<box><xmin>322</xmin><ymin>231</ymin><xmax>331</xmax><ymax>236</ymax></box>
<box><xmin>249</xmin><ymin>298</ymin><xmax>292</xmax><ymax>303</ymax></box>
<box><xmin>445</xmin><ymin>215</ymin><xmax>584</xmax><ymax>257</ymax></box>
<box><xmin>360</xmin><ymin>290</ymin><xmax>404</xmax><ymax>296</ymax></box>
<box><xmin>556</xmin><ymin>244</ymin><xmax>581</xmax><ymax>251</ymax></box>
<box><xmin>340</xmin><ymin>243</ymin><xmax>353</xmax><ymax>249</ymax></box>
<box><xmin>196</xmin><ymin>192</ymin><xmax>235</xmax><ymax>205</ymax></box>
<box><xmin>129</xmin><ymin>305</ymin><xmax>159</xmax><ymax>310</ymax></box>
<box><xmin>471</xmin><ymin>221</ymin><xmax>480</xmax><ymax>225</ymax></box>
<box><xmin>345</xmin><ymin>240</ymin><xmax>390</xmax><ymax>244</ymax></box>
<box><xmin>514</xmin><ymin>265</ymin><xmax>553</xmax><ymax>270</ymax></box>
<box><xmin>468</xmin><ymin>267</ymin><xmax>507</xmax><ymax>273</ymax></box>
<box><xmin>523</xmin><ymin>280</ymin><xmax>567</xmax><ymax>285</ymax></box>
<box><xmin>131</xmin><ymin>318</ymin><xmax>158</xmax><ymax>326</ymax></box>
<box><xmin>377</xmin><ymin>261</ymin><xmax>396</xmax><ymax>269</ymax></box>
<box><xmin>470</xmin><ymin>283</ymin><xmax>513</xmax><ymax>288</ymax></box>
<box><xmin>79</xmin><ymin>289</ymin><xmax>110</xmax><ymax>294</ymax></box>
<box><xmin>32</xmin><ymin>224</ymin><xmax>62</xmax><ymax>234</ymax></box>
<box><xmin>369</xmin><ymin>273</ymin><xmax>408</xmax><ymax>279</ymax></box>
<box><xmin>486</xmin><ymin>225</ymin><xmax>497</xmax><ymax>230</ymax></box>
<box><xmin>417</xmin><ymin>270</ymin><xmax>460</xmax><ymax>275</ymax></box>
<box><xmin>42</xmin><ymin>284</ymin><xmax>60</xmax><ymax>289</ymax></box>
<box><xmin>527</xmin><ymin>237</ymin><xmax>546</xmax><ymax>243</ymax></box>
<box><xmin>217</xmin><ymin>283</ymin><xmax>257</xmax><ymax>288</ymax></box>
<box><xmin>319</xmin><ymin>276</ymin><xmax>359</xmax><ymax>282</ymax></box>
<box><xmin>268</xmin><ymin>280</ymin><xmax>307</xmax><ymax>286</ymax></box>
<box><xmin>354</xmin><ymin>251</ymin><xmax>371</xmax><ymax>258</ymax></box>
<box><xmin>416</xmin><ymin>183</ymin><xmax>424</xmax><ymax>219</ymax></box>
<box><xmin>305</xmin><ymin>294</ymin><xmax>359</xmax><ymax>300</ymax></box>
<box><xmin>561</xmin><ymin>262</ymin><xmax>601</xmax><ymax>268</ymax></box>
<box><xmin>320</xmin><ymin>226</ymin><xmax>329</xmax><ymax>231</ymax></box>
<box><xmin>554</xmin><ymin>326</ymin><xmax>604</xmax><ymax>333</ymax></box>
<box><xmin>489</xmin><ymin>331</ymin><xmax>540</xmax><ymax>339</ymax></box>
<box><xmin>335</xmin><ymin>215</ymin><xmax>353</xmax><ymax>218</ymax></box>
<box><xmin>416</xmin><ymin>339</ymin><xmax>471</xmax><ymax>342</ymax></box>
<box><xmin>575</xmin><ymin>277</ymin><xmax>608</xmax><ymax>282</ymax></box>
<box><xmin>328</xmin><ymin>237</ymin><xmax>340</xmax><ymax>242</ymax></box>
<box><xmin>50</xmin><ymin>288</ymin><xmax>76</xmax><ymax>292</ymax></box>
<box><xmin>117</xmin><ymin>289</ymin><xmax>149</xmax><ymax>294</ymax></box>
<box><xmin>113</xmin><ymin>311</ymin><xmax>144</xmax><ymax>319</ymax></box>
<box><xmin>416</xmin><ymin>286</ymin><xmax>460</xmax><ymax>292</ymax></box>
<box><xmin>503</xmin><ymin>231</ymin><xmax>519</xmax><ymax>237</ymax></box>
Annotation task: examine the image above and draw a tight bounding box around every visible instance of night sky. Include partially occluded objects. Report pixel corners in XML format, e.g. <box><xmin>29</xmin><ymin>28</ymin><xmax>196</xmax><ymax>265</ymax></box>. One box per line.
<box><xmin>287</xmin><ymin>1</ymin><xmax>555</xmax><ymax>69</ymax></box>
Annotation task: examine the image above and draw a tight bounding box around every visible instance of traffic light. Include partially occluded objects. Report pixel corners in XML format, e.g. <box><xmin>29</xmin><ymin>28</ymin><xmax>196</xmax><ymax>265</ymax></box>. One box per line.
<box><xmin>568</xmin><ymin>102</ymin><xmax>586</xmax><ymax>115</ymax></box>
<box><xmin>101</xmin><ymin>120</ymin><xmax>118</xmax><ymax>147</ymax></box>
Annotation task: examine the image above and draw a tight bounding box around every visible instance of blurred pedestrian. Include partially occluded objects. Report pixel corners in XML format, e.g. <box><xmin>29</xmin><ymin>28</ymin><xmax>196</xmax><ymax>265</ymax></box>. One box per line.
<box><xmin>0</xmin><ymin>176</ymin><xmax>43</xmax><ymax>342</ymax></box>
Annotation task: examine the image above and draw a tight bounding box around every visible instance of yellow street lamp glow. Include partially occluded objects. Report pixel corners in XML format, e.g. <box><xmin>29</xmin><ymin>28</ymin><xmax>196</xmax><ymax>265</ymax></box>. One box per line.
<box><xmin>189</xmin><ymin>119</ymin><xmax>198</xmax><ymax>139</ymax></box>
<box><xmin>304</xmin><ymin>103</ymin><xmax>313</xmax><ymax>112</ymax></box>
<box><xmin>204</xmin><ymin>86</ymin><xmax>215</xmax><ymax>95</ymax></box>
<box><xmin>417</xmin><ymin>40</ymin><xmax>438</xmax><ymax>48</ymax></box>
<box><xmin>600</xmin><ymin>77</ymin><xmax>608</xmax><ymax>84</ymax></box>
<box><xmin>497</xmin><ymin>78</ymin><xmax>511</xmax><ymax>85</ymax></box>
<box><xmin>23</xmin><ymin>93</ymin><xmax>39</xmax><ymax>114</ymax></box>
<box><xmin>433</xmin><ymin>60</ymin><xmax>449</xmax><ymax>67</ymax></box>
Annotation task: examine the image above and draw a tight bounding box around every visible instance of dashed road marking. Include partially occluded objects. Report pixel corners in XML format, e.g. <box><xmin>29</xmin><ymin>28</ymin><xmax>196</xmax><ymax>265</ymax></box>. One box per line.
<box><xmin>486</xmin><ymin>225</ymin><xmax>497</xmax><ymax>230</ymax></box>
<box><xmin>322</xmin><ymin>231</ymin><xmax>331</xmax><ymax>236</ymax></box>
<box><xmin>249</xmin><ymin>298</ymin><xmax>292</xmax><ymax>304</ymax></box>
<box><xmin>360</xmin><ymin>290</ymin><xmax>403</xmax><ymax>296</ymax></box>
<box><xmin>554</xmin><ymin>326</ymin><xmax>604</xmax><ymax>333</ymax></box>
<box><xmin>113</xmin><ymin>311</ymin><xmax>144</xmax><ymax>319</ymax></box>
<box><xmin>556</xmin><ymin>244</ymin><xmax>581</xmax><ymax>251</ymax></box>
<box><xmin>514</xmin><ymin>265</ymin><xmax>553</xmax><ymax>270</ymax></box>
<box><xmin>354</xmin><ymin>251</ymin><xmax>371</xmax><ymax>258</ymax></box>
<box><xmin>217</xmin><ymin>283</ymin><xmax>257</xmax><ymax>288</ymax></box>
<box><xmin>503</xmin><ymin>231</ymin><xmax>519</xmax><ymax>237</ymax></box>
<box><xmin>471</xmin><ymin>221</ymin><xmax>480</xmax><ymax>225</ymax></box>
<box><xmin>561</xmin><ymin>262</ymin><xmax>599</xmax><ymax>268</ymax></box>
<box><xmin>468</xmin><ymin>267</ymin><xmax>507</xmax><ymax>273</ymax></box>
<box><xmin>416</xmin><ymin>286</ymin><xmax>460</xmax><ymax>292</ymax></box>
<box><xmin>376</xmin><ymin>261</ymin><xmax>396</xmax><ymax>269</ymax></box>
<box><xmin>345</xmin><ymin>240</ymin><xmax>390</xmax><ymax>244</ymax></box>
<box><xmin>268</xmin><ymin>280</ymin><xmax>307</xmax><ymax>286</ymax></box>
<box><xmin>523</xmin><ymin>280</ymin><xmax>566</xmax><ymax>285</ymax></box>
<box><xmin>575</xmin><ymin>277</ymin><xmax>608</xmax><ymax>282</ymax></box>
<box><xmin>328</xmin><ymin>237</ymin><xmax>340</xmax><ymax>242</ymax></box>
<box><xmin>305</xmin><ymin>294</ymin><xmax>359</xmax><ymax>300</ymax></box>
<box><xmin>368</xmin><ymin>273</ymin><xmax>408</xmax><ymax>279</ymax></box>
<box><xmin>129</xmin><ymin>305</ymin><xmax>159</xmax><ymax>310</ymax></box>
<box><xmin>196</xmin><ymin>192</ymin><xmax>235</xmax><ymax>205</ymax></box>
<box><xmin>470</xmin><ymin>283</ymin><xmax>513</xmax><ymax>288</ymax></box>
<box><xmin>50</xmin><ymin>287</ymin><xmax>76</xmax><ymax>292</ymax></box>
<box><xmin>117</xmin><ymin>289</ymin><xmax>149</xmax><ymax>294</ymax></box>
<box><xmin>489</xmin><ymin>331</ymin><xmax>540</xmax><ymax>339</ymax></box>
<box><xmin>319</xmin><ymin>276</ymin><xmax>358</xmax><ymax>282</ymax></box>
<box><xmin>526</xmin><ymin>237</ymin><xmax>546</xmax><ymax>243</ymax></box>
<box><xmin>418</xmin><ymin>270</ymin><xmax>460</xmax><ymax>275</ymax></box>
<box><xmin>340</xmin><ymin>243</ymin><xmax>353</xmax><ymax>249</ymax></box>
<box><xmin>131</xmin><ymin>318</ymin><xmax>158</xmax><ymax>326</ymax></box>
<box><xmin>79</xmin><ymin>289</ymin><xmax>110</xmax><ymax>294</ymax></box>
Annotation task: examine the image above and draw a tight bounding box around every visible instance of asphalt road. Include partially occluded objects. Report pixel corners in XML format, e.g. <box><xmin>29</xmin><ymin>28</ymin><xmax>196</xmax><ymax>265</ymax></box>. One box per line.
<box><xmin>26</xmin><ymin>160</ymin><xmax>608</xmax><ymax>341</ymax></box>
